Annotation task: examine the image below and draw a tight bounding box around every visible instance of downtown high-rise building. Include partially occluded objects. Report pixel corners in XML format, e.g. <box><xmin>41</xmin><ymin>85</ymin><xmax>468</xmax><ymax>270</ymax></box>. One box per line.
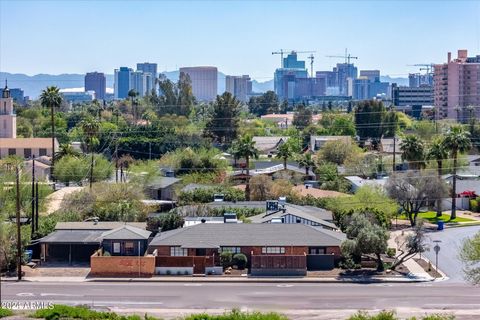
<box><xmin>137</xmin><ymin>62</ymin><xmax>157</xmax><ymax>94</ymax></box>
<box><xmin>114</xmin><ymin>67</ymin><xmax>133</xmax><ymax>99</ymax></box>
<box><xmin>179</xmin><ymin>66</ymin><xmax>218</xmax><ymax>101</ymax></box>
<box><xmin>434</xmin><ymin>49</ymin><xmax>480</xmax><ymax>120</ymax></box>
<box><xmin>334</xmin><ymin>63</ymin><xmax>358</xmax><ymax>96</ymax></box>
<box><xmin>85</xmin><ymin>72</ymin><xmax>106</xmax><ymax>100</ymax></box>
<box><xmin>225</xmin><ymin>75</ymin><xmax>252</xmax><ymax>102</ymax></box>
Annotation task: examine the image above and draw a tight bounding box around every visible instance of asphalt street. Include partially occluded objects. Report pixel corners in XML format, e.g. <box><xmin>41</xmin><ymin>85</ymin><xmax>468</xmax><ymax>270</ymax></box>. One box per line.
<box><xmin>2</xmin><ymin>281</ymin><xmax>480</xmax><ymax>319</ymax></box>
<box><xmin>423</xmin><ymin>225</ymin><xmax>480</xmax><ymax>283</ymax></box>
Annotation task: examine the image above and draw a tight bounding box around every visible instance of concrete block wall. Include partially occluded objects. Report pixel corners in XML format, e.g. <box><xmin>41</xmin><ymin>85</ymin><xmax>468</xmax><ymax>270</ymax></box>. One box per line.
<box><xmin>90</xmin><ymin>255</ymin><xmax>155</xmax><ymax>277</ymax></box>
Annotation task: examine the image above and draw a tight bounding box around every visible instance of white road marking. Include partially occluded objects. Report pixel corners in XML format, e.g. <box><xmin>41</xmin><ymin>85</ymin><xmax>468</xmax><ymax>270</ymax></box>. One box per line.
<box><xmin>183</xmin><ymin>283</ymin><xmax>203</xmax><ymax>286</ymax></box>
<box><xmin>40</xmin><ymin>293</ymin><xmax>84</xmax><ymax>297</ymax></box>
<box><xmin>16</xmin><ymin>292</ymin><xmax>34</xmax><ymax>296</ymax></box>
<box><xmin>276</xmin><ymin>284</ymin><xmax>294</xmax><ymax>288</ymax></box>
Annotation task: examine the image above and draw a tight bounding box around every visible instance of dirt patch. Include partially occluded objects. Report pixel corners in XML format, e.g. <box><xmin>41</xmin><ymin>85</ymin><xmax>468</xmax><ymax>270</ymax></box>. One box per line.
<box><xmin>23</xmin><ymin>265</ymin><xmax>90</xmax><ymax>277</ymax></box>
<box><xmin>414</xmin><ymin>258</ymin><xmax>442</xmax><ymax>278</ymax></box>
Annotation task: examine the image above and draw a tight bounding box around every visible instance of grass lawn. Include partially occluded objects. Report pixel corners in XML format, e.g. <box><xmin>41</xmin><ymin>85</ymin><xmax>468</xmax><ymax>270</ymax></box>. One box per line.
<box><xmin>399</xmin><ymin>211</ymin><xmax>476</xmax><ymax>223</ymax></box>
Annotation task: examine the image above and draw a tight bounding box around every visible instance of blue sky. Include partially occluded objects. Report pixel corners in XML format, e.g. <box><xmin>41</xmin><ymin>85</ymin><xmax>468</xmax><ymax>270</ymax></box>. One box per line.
<box><xmin>1</xmin><ymin>0</ymin><xmax>479</xmax><ymax>80</ymax></box>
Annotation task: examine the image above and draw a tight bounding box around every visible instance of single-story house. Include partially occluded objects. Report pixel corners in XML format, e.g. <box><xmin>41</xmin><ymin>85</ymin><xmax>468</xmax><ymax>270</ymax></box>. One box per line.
<box><xmin>24</xmin><ymin>158</ymin><xmax>51</xmax><ymax>181</ymax></box>
<box><xmin>345</xmin><ymin>176</ymin><xmax>388</xmax><ymax>193</ymax></box>
<box><xmin>146</xmin><ymin>176</ymin><xmax>182</xmax><ymax>200</ymax></box>
<box><xmin>101</xmin><ymin>225</ymin><xmax>152</xmax><ymax>256</ymax></box>
<box><xmin>310</xmin><ymin>135</ymin><xmax>351</xmax><ymax>152</ymax></box>
<box><xmin>260</xmin><ymin>113</ymin><xmax>321</xmax><ymax>129</ymax></box>
<box><xmin>38</xmin><ymin>221</ymin><xmax>147</xmax><ymax>265</ymax></box>
<box><xmin>148</xmin><ymin>223</ymin><xmax>345</xmax><ymax>275</ymax></box>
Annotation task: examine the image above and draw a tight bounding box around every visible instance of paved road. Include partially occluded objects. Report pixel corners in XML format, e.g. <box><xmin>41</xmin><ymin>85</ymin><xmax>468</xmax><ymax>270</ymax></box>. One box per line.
<box><xmin>423</xmin><ymin>225</ymin><xmax>480</xmax><ymax>283</ymax></box>
<box><xmin>2</xmin><ymin>281</ymin><xmax>480</xmax><ymax>319</ymax></box>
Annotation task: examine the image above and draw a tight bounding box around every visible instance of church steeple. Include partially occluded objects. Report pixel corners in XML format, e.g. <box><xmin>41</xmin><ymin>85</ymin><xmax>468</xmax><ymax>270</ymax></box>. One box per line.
<box><xmin>2</xmin><ymin>79</ymin><xmax>10</xmax><ymax>99</ymax></box>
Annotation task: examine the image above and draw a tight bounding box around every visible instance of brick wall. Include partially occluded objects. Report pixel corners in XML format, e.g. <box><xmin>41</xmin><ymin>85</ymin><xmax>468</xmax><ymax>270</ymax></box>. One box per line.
<box><xmin>90</xmin><ymin>254</ymin><xmax>155</xmax><ymax>277</ymax></box>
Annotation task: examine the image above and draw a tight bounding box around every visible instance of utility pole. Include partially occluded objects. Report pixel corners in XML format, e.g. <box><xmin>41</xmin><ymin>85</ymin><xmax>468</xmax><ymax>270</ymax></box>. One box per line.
<box><xmin>15</xmin><ymin>165</ymin><xmax>22</xmax><ymax>281</ymax></box>
<box><xmin>392</xmin><ymin>136</ymin><xmax>396</xmax><ymax>172</ymax></box>
<box><xmin>89</xmin><ymin>151</ymin><xmax>94</xmax><ymax>190</ymax></box>
<box><xmin>31</xmin><ymin>156</ymin><xmax>36</xmax><ymax>235</ymax></box>
<box><xmin>149</xmin><ymin>142</ymin><xmax>152</xmax><ymax>160</ymax></box>
<box><xmin>35</xmin><ymin>182</ymin><xmax>39</xmax><ymax>232</ymax></box>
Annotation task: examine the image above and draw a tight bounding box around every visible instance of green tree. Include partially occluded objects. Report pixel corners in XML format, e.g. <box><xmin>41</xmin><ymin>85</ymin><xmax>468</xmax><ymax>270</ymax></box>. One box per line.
<box><xmin>427</xmin><ymin>137</ymin><xmax>449</xmax><ymax>217</ymax></box>
<box><xmin>276</xmin><ymin>142</ymin><xmax>293</xmax><ymax>170</ymax></box>
<box><xmin>315</xmin><ymin>161</ymin><xmax>350</xmax><ymax>192</ymax></box>
<box><xmin>460</xmin><ymin>231</ymin><xmax>480</xmax><ymax>284</ymax></box>
<box><xmin>40</xmin><ymin>86</ymin><xmax>62</xmax><ymax>168</ymax></box>
<box><xmin>354</xmin><ymin>100</ymin><xmax>387</xmax><ymax>146</ymax></box>
<box><xmin>317</xmin><ymin>138</ymin><xmax>361</xmax><ymax>165</ymax></box>
<box><xmin>443</xmin><ymin>125</ymin><xmax>472</xmax><ymax>219</ymax></box>
<box><xmin>248</xmin><ymin>90</ymin><xmax>280</xmax><ymax>116</ymax></box>
<box><xmin>231</xmin><ymin>135</ymin><xmax>259</xmax><ymax>200</ymax></box>
<box><xmin>54</xmin><ymin>143</ymin><xmax>80</xmax><ymax>161</ymax></box>
<box><xmin>296</xmin><ymin>153</ymin><xmax>316</xmax><ymax>176</ymax></box>
<box><xmin>292</xmin><ymin>104</ymin><xmax>312</xmax><ymax>130</ymax></box>
<box><xmin>204</xmin><ymin>92</ymin><xmax>241</xmax><ymax>145</ymax></box>
<box><xmin>147</xmin><ymin>213</ymin><xmax>184</xmax><ymax>232</ymax></box>
<box><xmin>341</xmin><ymin>213</ymin><xmax>389</xmax><ymax>271</ymax></box>
<box><xmin>400</xmin><ymin>135</ymin><xmax>426</xmax><ymax>170</ymax></box>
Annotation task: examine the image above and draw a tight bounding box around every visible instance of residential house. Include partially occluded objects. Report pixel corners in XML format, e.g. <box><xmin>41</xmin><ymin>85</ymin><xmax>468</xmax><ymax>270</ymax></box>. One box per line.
<box><xmin>101</xmin><ymin>225</ymin><xmax>152</xmax><ymax>256</ymax></box>
<box><xmin>38</xmin><ymin>221</ymin><xmax>147</xmax><ymax>265</ymax></box>
<box><xmin>260</xmin><ymin>113</ymin><xmax>321</xmax><ymax>129</ymax></box>
<box><xmin>292</xmin><ymin>185</ymin><xmax>349</xmax><ymax>199</ymax></box>
<box><xmin>345</xmin><ymin>176</ymin><xmax>388</xmax><ymax>193</ymax></box>
<box><xmin>146</xmin><ymin>176</ymin><xmax>181</xmax><ymax>200</ymax></box>
<box><xmin>148</xmin><ymin>223</ymin><xmax>345</xmax><ymax>275</ymax></box>
<box><xmin>252</xmin><ymin>136</ymin><xmax>288</xmax><ymax>156</ymax></box>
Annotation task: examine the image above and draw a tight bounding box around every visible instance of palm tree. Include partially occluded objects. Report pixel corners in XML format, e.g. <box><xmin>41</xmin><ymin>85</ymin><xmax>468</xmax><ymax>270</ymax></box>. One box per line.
<box><xmin>232</xmin><ymin>135</ymin><xmax>259</xmax><ymax>200</ymax></box>
<box><xmin>297</xmin><ymin>152</ymin><xmax>315</xmax><ymax>176</ymax></box>
<box><xmin>443</xmin><ymin>125</ymin><xmax>472</xmax><ymax>219</ymax></box>
<box><xmin>276</xmin><ymin>142</ymin><xmax>293</xmax><ymax>170</ymax></box>
<box><xmin>427</xmin><ymin>137</ymin><xmax>448</xmax><ymax>217</ymax></box>
<box><xmin>118</xmin><ymin>154</ymin><xmax>135</xmax><ymax>183</ymax></box>
<box><xmin>80</xmin><ymin>117</ymin><xmax>100</xmax><ymax>189</ymax></box>
<box><xmin>54</xmin><ymin>144</ymin><xmax>80</xmax><ymax>161</ymax></box>
<box><xmin>40</xmin><ymin>86</ymin><xmax>62</xmax><ymax>169</ymax></box>
<box><xmin>400</xmin><ymin>135</ymin><xmax>426</xmax><ymax>170</ymax></box>
<box><xmin>128</xmin><ymin>89</ymin><xmax>138</xmax><ymax>121</ymax></box>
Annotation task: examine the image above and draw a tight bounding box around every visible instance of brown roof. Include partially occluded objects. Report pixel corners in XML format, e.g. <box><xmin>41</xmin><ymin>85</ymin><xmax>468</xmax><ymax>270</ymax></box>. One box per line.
<box><xmin>292</xmin><ymin>185</ymin><xmax>349</xmax><ymax>198</ymax></box>
<box><xmin>0</xmin><ymin>138</ymin><xmax>59</xmax><ymax>149</ymax></box>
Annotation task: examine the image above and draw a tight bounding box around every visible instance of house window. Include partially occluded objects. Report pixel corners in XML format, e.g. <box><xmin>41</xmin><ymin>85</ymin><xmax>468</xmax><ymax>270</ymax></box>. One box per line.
<box><xmin>309</xmin><ymin>247</ymin><xmax>326</xmax><ymax>255</ymax></box>
<box><xmin>219</xmin><ymin>247</ymin><xmax>241</xmax><ymax>254</ymax></box>
<box><xmin>113</xmin><ymin>242</ymin><xmax>121</xmax><ymax>254</ymax></box>
<box><xmin>8</xmin><ymin>148</ymin><xmax>16</xmax><ymax>156</ymax></box>
<box><xmin>39</xmin><ymin>148</ymin><xmax>47</xmax><ymax>156</ymax></box>
<box><xmin>24</xmin><ymin>148</ymin><xmax>32</xmax><ymax>158</ymax></box>
<box><xmin>125</xmin><ymin>242</ymin><xmax>135</xmax><ymax>255</ymax></box>
<box><xmin>170</xmin><ymin>247</ymin><xmax>187</xmax><ymax>256</ymax></box>
<box><xmin>262</xmin><ymin>247</ymin><xmax>285</xmax><ymax>254</ymax></box>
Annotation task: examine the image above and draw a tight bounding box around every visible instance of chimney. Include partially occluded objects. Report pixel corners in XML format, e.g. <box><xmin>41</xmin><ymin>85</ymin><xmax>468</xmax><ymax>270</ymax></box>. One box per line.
<box><xmin>447</xmin><ymin>52</ymin><xmax>451</xmax><ymax>63</ymax></box>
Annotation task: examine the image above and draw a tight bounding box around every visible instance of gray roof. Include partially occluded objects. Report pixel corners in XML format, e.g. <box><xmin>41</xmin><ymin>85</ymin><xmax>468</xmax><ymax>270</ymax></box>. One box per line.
<box><xmin>147</xmin><ymin>176</ymin><xmax>181</xmax><ymax>189</ymax></box>
<box><xmin>249</xmin><ymin>209</ymin><xmax>337</xmax><ymax>230</ymax></box>
<box><xmin>149</xmin><ymin>223</ymin><xmax>345</xmax><ymax>248</ymax></box>
<box><xmin>252</xmin><ymin>136</ymin><xmax>288</xmax><ymax>152</ymax></box>
<box><xmin>184</xmin><ymin>216</ymin><xmax>225</xmax><ymax>222</ymax></box>
<box><xmin>101</xmin><ymin>225</ymin><xmax>152</xmax><ymax>240</ymax></box>
<box><xmin>39</xmin><ymin>230</ymin><xmax>103</xmax><ymax>244</ymax></box>
<box><xmin>55</xmin><ymin>222</ymin><xmax>146</xmax><ymax>231</ymax></box>
<box><xmin>181</xmin><ymin>183</ymin><xmax>214</xmax><ymax>192</ymax></box>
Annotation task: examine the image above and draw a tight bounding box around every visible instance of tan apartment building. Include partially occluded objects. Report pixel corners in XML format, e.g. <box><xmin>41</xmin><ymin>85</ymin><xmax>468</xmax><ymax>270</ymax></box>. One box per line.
<box><xmin>179</xmin><ymin>66</ymin><xmax>217</xmax><ymax>101</ymax></box>
<box><xmin>434</xmin><ymin>49</ymin><xmax>480</xmax><ymax>120</ymax></box>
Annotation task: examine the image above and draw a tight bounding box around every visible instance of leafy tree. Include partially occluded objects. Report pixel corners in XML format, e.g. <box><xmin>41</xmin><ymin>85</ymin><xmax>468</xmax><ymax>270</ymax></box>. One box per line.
<box><xmin>391</xmin><ymin>220</ymin><xmax>428</xmax><ymax>270</ymax></box>
<box><xmin>156</xmin><ymin>73</ymin><xmax>195</xmax><ymax>116</ymax></box>
<box><xmin>231</xmin><ymin>135</ymin><xmax>259</xmax><ymax>200</ymax></box>
<box><xmin>344</xmin><ymin>153</ymin><xmax>379</xmax><ymax>179</ymax></box>
<box><xmin>427</xmin><ymin>137</ymin><xmax>449</xmax><ymax>217</ymax></box>
<box><xmin>40</xmin><ymin>86</ymin><xmax>63</xmax><ymax>168</ymax></box>
<box><xmin>178</xmin><ymin>186</ymin><xmax>246</xmax><ymax>205</ymax></box>
<box><xmin>248</xmin><ymin>90</ymin><xmax>280</xmax><ymax>116</ymax></box>
<box><xmin>54</xmin><ymin>143</ymin><xmax>80</xmax><ymax>161</ymax></box>
<box><xmin>341</xmin><ymin>213</ymin><xmax>389</xmax><ymax>271</ymax></box>
<box><xmin>54</xmin><ymin>154</ymin><xmax>113</xmax><ymax>185</ymax></box>
<box><xmin>400</xmin><ymin>135</ymin><xmax>426</xmax><ymax>170</ymax></box>
<box><xmin>232</xmin><ymin>253</ymin><xmax>248</xmax><ymax>269</ymax></box>
<box><xmin>147</xmin><ymin>213</ymin><xmax>184</xmax><ymax>233</ymax></box>
<box><xmin>317</xmin><ymin>138</ymin><xmax>361</xmax><ymax>165</ymax></box>
<box><xmin>385</xmin><ymin>171</ymin><xmax>448</xmax><ymax>226</ymax></box>
<box><xmin>315</xmin><ymin>161</ymin><xmax>350</xmax><ymax>193</ymax></box>
<box><xmin>296</xmin><ymin>153</ymin><xmax>316</xmax><ymax>176</ymax></box>
<box><xmin>354</xmin><ymin>100</ymin><xmax>394</xmax><ymax>146</ymax></box>
<box><xmin>460</xmin><ymin>231</ymin><xmax>480</xmax><ymax>284</ymax></box>
<box><xmin>204</xmin><ymin>92</ymin><xmax>241</xmax><ymax>145</ymax></box>
<box><xmin>292</xmin><ymin>104</ymin><xmax>312</xmax><ymax>130</ymax></box>
<box><xmin>443</xmin><ymin>125</ymin><xmax>472</xmax><ymax>219</ymax></box>
<box><xmin>249</xmin><ymin>175</ymin><xmax>274</xmax><ymax>201</ymax></box>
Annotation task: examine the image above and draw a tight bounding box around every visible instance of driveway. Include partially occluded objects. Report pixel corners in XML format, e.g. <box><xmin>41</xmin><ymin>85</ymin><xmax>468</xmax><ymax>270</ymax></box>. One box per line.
<box><xmin>44</xmin><ymin>186</ymin><xmax>83</xmax><ymax>214</ymax></box>
<box><xmin>423</xmin><ymin>225</ymin><xmax>480</xmax><ymax>283</ymax></box>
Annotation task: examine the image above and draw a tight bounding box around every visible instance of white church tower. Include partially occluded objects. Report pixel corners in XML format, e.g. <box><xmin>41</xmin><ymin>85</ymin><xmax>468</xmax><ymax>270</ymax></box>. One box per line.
<box><xmin>0</xmin><ymin>81</ymin><xmax>17</xmax><ymax>138</ymax></box>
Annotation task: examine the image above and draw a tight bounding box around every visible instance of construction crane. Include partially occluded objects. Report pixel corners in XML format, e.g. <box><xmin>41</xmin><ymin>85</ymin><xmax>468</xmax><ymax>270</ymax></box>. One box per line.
<box><xmin>307</xmin><ymin>54</ymin><xmax>314</xmax><ymax>78</ymax></box>
<box><xmin>326</xmin><ymin>48</ymin><xmax>358</xmax><ymax>65</ymax></box>
<box><xmin>272</xmin><ymin>49</ymin><xmax>315</xmax><ymax>68</ymax></box>
<box><xmin>407</xmin><ymin>64</ymin><xmax>435</xmax><ymax>74</ymax></box>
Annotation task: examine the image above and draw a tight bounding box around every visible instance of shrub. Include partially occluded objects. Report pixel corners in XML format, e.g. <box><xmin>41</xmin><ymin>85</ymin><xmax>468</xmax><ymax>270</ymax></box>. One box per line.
<box><xmin>184</xmin><ymin>309</ymin><xmax>288</xmax><ymax>320</ymax></box>
<box><xmin>0</xmin><ymin>308</ymin><xmax>13</xmax><ymax>318</ymax></box>
<box><xmin>232</xmin><ymin>253</ymin><xmax>248</xmax><ymax>270</ymax></box>
<box><xmin>347</xmin><ymin>310</ymin><xmax>397</xmax><ymax>320</ymax></box>
<box><xmin>386</xmin><ymin>248</ymin><xmax>396</xmax><ymax>258</ymax></box>
<box><xmin>31</xmin><ymin>304</ymin><xmax>151</xmax><ymax>319</ymax></box>
<box><xmin>220</xmin><ymin>251</ymin><xmax>233</xmax><ymax>268</ymax></box>
<box><xmin>470</xmin><ymin>199</ymin><xmax>479</xmax><ymax>212</ymax></box>
<box><xmin>166</xmin><ymin>270</ymin><xmax>171</xmax><ymax>275</ymax></box>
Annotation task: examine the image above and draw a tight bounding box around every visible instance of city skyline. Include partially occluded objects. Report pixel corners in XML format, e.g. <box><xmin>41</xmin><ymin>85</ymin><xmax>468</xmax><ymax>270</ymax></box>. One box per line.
<box><xmin>1</xmin><ymin>0</ymin><xmax>480</xmax><ymax>80</ymax></box>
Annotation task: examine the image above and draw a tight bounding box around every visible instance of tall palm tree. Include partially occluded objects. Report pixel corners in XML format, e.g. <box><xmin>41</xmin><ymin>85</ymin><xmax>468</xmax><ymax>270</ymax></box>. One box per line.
<box><xmin>427</xmin><ymin>137</ymin><xmax>448</xmax><ymax>217</ymax></box>
<box><xmin>80</xmin><ymin>117</ymin><xmax>100</xmax><ymax>189</ymax></box>
<box><xmin>40</xmin><ymin>86</ymin><xmax>62</xmax><ymax>169</ymax></box>
<box><xmin>128</xmin><ymin>89</ymin><xmax>138</xmax><ymax>121</ymax></box>
<box><xmin>233</xmin><ymin>135</ymin><xmax>259</xmax><ymax>200</ymax></box>
<box><xmin>276</xmin><ymin>142</ymin><xmax>293</xmax><ymax>170</ymax></box>
<box><xmin>400</xmin><ymin>135</ymin><xmax>426</xmax><ymax>170</ymax></box>
<box><xmin>443</xmin><ymin>125</ymin><xmax>472</xmax><ymax>220</ymax></box>
<box><xmin>297</xmin><ymin>152</ymin><xmax>316</xmax><ymax>176</ymax></box>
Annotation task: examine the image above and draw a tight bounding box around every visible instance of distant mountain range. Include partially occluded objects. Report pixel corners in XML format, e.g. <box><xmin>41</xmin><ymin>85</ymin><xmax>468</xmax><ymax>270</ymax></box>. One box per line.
<box><xmin>0</xmin><ymin>71</ymin><xmax>406</xmax><ymax>99</ymax></box>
